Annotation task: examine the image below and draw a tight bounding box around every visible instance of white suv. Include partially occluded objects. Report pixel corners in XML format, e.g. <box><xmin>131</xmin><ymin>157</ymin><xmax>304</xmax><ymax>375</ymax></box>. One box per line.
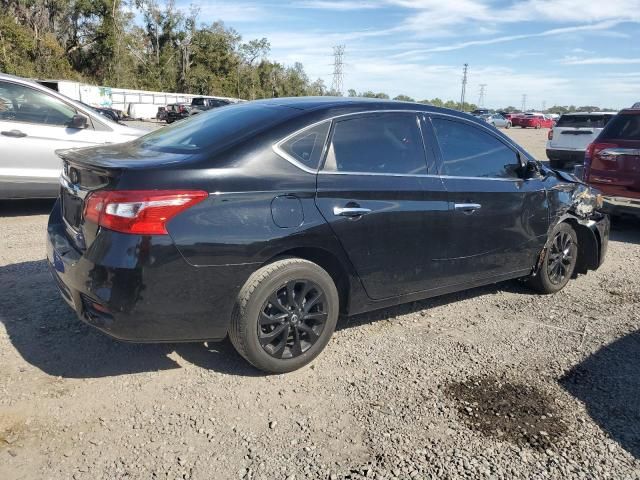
<box><xmin>546</xmin><ymin>112</ymin><xmax>617</xmax><ymax>170</ymax></box>
<box><xmin>0</xmin><ymin>73</ymin><xmax>146</xmax><ymax>199</ymax></box>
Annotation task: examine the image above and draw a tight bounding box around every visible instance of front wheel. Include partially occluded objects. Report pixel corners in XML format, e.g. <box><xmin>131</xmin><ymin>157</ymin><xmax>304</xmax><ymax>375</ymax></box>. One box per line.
<box><xmin>229</xmin><ymin>258</ymin><xmax>339</xmax><ymax>373</ymax></box>
<box><xmin>528</xmin><ymin>223</ymin><xmax>578</xmax><ymax>294</ymax></box>
<box><xmin>505</xmin><ymin>122</ymin><xmax>512</xmax><ymax>129</ymax></box>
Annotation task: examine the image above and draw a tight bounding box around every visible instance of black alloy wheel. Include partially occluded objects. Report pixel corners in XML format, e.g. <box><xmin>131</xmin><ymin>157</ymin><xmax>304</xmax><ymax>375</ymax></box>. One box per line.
<box><xmin>258</xmin><ymin>280</ymin><xmax>328</xmax><ymax>359</ymax></box>
<box><xmin>547</xmin><ymin>231</ymin><xmax>574</xmax><ymax>285</ymax></box>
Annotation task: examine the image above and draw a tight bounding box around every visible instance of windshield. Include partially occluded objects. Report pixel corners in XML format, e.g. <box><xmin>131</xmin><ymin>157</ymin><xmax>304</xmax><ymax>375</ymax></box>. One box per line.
<box><xmin>137</xmin><ymin>103</ymin><xmax>297</xmax><ymax>154</ymax></box>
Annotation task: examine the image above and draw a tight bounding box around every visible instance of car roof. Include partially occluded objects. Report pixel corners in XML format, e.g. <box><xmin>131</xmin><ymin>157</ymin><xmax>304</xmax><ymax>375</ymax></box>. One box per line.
<box><xmin>561</xmin><ymin>111</ymin><xmax>618</xmax><ymax>116</ymax></box>
<box><xmin>249</xmin><ymin>96</ymin><xmax>483</xmax><ymax>121</ymax></box>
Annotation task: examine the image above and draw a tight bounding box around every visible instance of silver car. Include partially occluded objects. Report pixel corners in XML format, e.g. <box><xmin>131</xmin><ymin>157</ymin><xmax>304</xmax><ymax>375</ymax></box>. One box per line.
<box><xmin>480</xmin><ymin>113</ymin><xmax>511</xmax><ymax>129</ymax></box>
<box><xmin>0</xmin><ymin>73</ymin><xmax>145</xmax><ymax>199</ymax></box>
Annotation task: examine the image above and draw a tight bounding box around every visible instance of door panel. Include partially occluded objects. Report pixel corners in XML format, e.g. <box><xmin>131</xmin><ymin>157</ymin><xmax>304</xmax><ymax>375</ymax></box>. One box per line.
<box><xmin>315</xmin><ymin>111</ymin><xmax>450</xmax><ymax>300</ymax></box>
<box><xmin>439</xmin><ymin>177</ymin><xmax>548</xmax><ymax>283</ymax></box>
<box><xmin>316</xmin><ymin>174</ymin><xmax>449</xmax><ymax>299</ymax></box>
<box><xmin>428</xmin><ymin>116</ymin><xmax>548</xmax><ymax>282</ymax></box>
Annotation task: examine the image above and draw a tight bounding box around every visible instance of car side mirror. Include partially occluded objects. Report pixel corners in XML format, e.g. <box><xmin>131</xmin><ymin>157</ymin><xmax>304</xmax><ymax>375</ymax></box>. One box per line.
<box><xmin>69</xmin><ymin>113</ymin><xmax>88</xmax><ymax>129</ymax></box>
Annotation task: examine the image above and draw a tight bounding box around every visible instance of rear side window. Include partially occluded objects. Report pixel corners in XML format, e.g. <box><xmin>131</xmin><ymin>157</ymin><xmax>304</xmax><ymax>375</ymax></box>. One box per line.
<box><xmin>192</xmin><ymin>98</ymin><xmax>205</xmax><ymax>106</ymax></box>
<box><xmin>556</xmin><ymin>115</ymin><xmax>612</xmax><ymax>128</ymax></box>
<box><xmin>600</xmin><ymin>114</ymin><xmax>640</xmax><ymax>140</ymax></box>
<box><xmin>323</xmin><ymin>113</ymin><xmax>427</xmax><ymax>174</ymax></box>
<box><xmin>278</xmin><ymin>121</ymin><xmax>330</xmax><ymax>170</ymax></box>
<box><xmin>432</xmin><ymin>118</ymin><xmax>520</xmax><ymax>179</ymax></box>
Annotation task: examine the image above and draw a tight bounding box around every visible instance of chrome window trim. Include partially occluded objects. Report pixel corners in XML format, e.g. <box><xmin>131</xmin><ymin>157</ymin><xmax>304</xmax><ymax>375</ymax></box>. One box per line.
<box><xmin>272</xmin><ymin>108</ymin><xmax>529</xmax><ymax>180</ymax></box>
<box><xmin>272</xmin><ymin>118</ymin><xmax>333</xmax><ymax>174</ymax></box>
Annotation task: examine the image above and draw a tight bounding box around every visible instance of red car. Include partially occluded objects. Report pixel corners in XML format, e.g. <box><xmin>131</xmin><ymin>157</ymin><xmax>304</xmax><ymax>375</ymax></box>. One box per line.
<box><xmin>514</xmin><ymin>114</ymin><xmax>554</xmax><ymax>129</ymax></box>
<box><xmin>584</xmin><ymin>106</ymin><xmax>640</xmax><ymax>218</ymax></box>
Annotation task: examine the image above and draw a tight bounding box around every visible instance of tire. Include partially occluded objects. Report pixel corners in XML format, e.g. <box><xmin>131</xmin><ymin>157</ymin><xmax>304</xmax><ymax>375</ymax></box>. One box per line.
<box><xmin>535</xmin><ymin>123</ymin><xmax>541</xmax><ymax>129</ymax></box>
<box><xmin>528</xmin><ymin>223</ymin><xmax>578</xmax><ymax>294</ymax></box>
<box><xmin>229</xmin><ymin>258</ymin><xmax>339</xmax><ymax>373</ymax></box>
<box><xmin>506</xmin><ymin>122</ymin><xmax>511</xmax><ymax>129</ymax></box>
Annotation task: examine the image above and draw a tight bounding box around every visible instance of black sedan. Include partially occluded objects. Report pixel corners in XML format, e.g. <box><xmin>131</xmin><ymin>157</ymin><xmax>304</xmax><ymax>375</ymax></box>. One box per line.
<box><xmin>48</xmin><ymin>97</ymin><xmax>609</xmax><ymax>373</ymax></box>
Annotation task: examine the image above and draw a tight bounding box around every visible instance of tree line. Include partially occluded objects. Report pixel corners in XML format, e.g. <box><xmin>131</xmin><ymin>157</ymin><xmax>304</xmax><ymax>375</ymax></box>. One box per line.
<box><xmin>0</xmin><ymin>1</ymin><xmax>615</xmax><ymax>113</ymax></box>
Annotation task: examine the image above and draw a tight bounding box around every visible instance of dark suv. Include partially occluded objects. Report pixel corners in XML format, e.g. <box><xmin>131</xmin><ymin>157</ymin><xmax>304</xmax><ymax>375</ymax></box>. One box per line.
<box><xmin>190</xmin><ymin>97</ymin><xmax>231</xmax><ymax>114</ymax></box>
<box><xmin>583</xmin><ymin>106</ymin><xmax>640</xmax><ymax>218</ymax></box>
<box><xmin>165</xmin><ymin>103</ymin><xmax>191</xmax><ymax>123</ymax></box>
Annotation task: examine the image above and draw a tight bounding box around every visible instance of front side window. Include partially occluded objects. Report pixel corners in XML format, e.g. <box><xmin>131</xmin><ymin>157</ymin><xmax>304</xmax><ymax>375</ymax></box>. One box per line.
<box><xmin>278</xmin><ymin>121</ymin><xmax>330</xmax><ymax>170</ymax></box>
<box><xmin>323</xmin><ymin>113</ymin><xmax>427</xmax><ymax>174</ymax></box>
<box><xmin>432</xmin><ymin>118</ymin><xmax>521</xmax><ymax>179</ymax></box>
<box><xmin>0</xmin><ymin>81</ymin><xmax>77</xmax><ymax>127</ymax></box>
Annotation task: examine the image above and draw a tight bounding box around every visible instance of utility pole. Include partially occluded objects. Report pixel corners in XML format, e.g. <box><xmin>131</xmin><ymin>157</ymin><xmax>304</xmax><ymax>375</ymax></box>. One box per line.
<box><xmin>541</xmin><ymin>100</ymin><xmax>547</xmax><ymax>112</ymax></box>
<box><xmin>331</xmin><ymin>45</ymin><xmax>345</xmax><ymax>96</ymax></box>
<box><xmin>478</xmin><ymin>84</ymin><xmax>487</xmax><ymax>108</ymax></box>
<box><xmin>460</xmin><ymin>63</ymin><xmax>469</xmax><ymax>111</ymax></box>
<box><xmin>521</xmin><ymin>94</ymin><xmax>527</xmax><ymax>112</ymax></box>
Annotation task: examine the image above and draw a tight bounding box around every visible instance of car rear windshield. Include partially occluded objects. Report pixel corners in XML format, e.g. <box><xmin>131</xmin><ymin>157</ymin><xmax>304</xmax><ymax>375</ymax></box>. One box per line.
<box><xmin>136</xmin><ymin>103</ymin><xmax>297</xmax><ymax>154</ymax></box>
<box><xmin>556</xmin><ymin>114</ymin><xmax>613</xmax><ymax>128</ymax></box>
<box><xmin>600</xmin><ymin>113</ymin><xmax>640</xmax><ymax>141</ymax></box>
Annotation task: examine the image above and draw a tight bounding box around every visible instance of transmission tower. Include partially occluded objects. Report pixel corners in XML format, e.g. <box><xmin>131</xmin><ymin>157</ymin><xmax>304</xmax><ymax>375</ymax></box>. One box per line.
<box><xmin>521</xmin><ymin>94</ymin><xmax>527</xmax><ymax>112</ymax></box>
<box><xmin>331</xmin><ymin>45</ymin><xmax>345</xmax><ymax>95</ymax></box>
<box><xmin>478</xmin><ymin>84</ymin><xmax>487</xmax><ymax>108</ymax></box>
<box><xmin>541</xmin><ymin>100</ymin><xmax>547</xmax><ymax>112</ymax></box>
<box><xmin>460</xmin><ymin>63</ymin><xmax>469</xmax><ymax>111</ymax></box>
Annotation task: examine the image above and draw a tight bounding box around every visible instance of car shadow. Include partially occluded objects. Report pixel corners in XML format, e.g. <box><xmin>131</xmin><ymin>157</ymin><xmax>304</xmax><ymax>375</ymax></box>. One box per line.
<box><xmin>0</xmin><ymin>199</ymin><xmax>56</xmax><ymax>217</ymax></box>
<box><xmin>560</xmin><ymin>330</ymin><xmax>640</xmax><ymax>459</ymax></box>
<box><xmin>337</xmin><ymin>280</ymin><xmax>530</xmax><ymax>332</ymax></box>
<box><xmin>610</xmin><ymin>217</ymin><xmax>640</xmax><ymax>245</ymax></box>
<box><xmin>1</xmin><ymin>259</ymin><xmax>533</xmax><ymax>379</ymax></box>
<box><xmin>0</xmin><ymin>259</ymin><xmax>260</xmax><ymax>378</ymax></box>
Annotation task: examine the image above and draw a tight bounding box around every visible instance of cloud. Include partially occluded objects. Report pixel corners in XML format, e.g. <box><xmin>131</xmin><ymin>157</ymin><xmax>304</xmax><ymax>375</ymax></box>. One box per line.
<box><xmin>561</xmin><ymin>56</ymin><xmax>640</xmax><ymax>65</ymax></box>
<box><xmin>292</xmin><ymin>1</ymin><xmax>381</xmax><ymax>10</ymax></box>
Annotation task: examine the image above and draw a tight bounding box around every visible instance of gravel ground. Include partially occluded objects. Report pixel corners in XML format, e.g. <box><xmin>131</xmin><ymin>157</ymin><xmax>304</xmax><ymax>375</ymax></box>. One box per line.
<box><xmin>1</xmin><ymin>128</ymin><xmax>639</xmax><ymax>480</ymax></box>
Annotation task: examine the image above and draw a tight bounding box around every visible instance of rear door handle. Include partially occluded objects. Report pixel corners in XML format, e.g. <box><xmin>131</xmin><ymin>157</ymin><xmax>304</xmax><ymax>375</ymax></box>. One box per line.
<box><xmin>1</xmin><ymin>129</ymin><xmax>27</xmax><ymax>138</ymax></box>
<box><xmin>333</xmin><ymin>206</ymin><xmax>372</xmax><ymax>217</ymax></box>
<box><xmin>454</xmin><ymin>203</ymin><xmax>482</xmax><ymax>214</ymax></box>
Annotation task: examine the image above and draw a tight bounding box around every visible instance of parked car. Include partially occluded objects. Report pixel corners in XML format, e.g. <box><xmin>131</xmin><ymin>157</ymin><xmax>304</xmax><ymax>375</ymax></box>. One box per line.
<box><xmin>156</xmin><ymin>106</ymin><xmax>168</xmax><ymax>122</ymax></box>
<box><xmin>47</xmin><ymin>98</ymin><xmax>609</xmax><ymax>373</ymax></box>
<box><xmin>0</xmin><ymin>73</ymin><xmax>145</xmax><ymax>199</ymax></box>
<box><xmin>546</xmin><ymin>112</ymin><xmax>617</xmax><ymax>169</ymax></box>
<box><xmin>582</xmin><ymin>106</ymin><xmax>640</xmax><ymax>218</ymax></box>
<box><xmin>516</xmin><ymin>114</ymin><xmax>554</xmax><ymax>129</ymax></box>
<box><xmin>481</xmin><ymin>113</ymin><xmax>511</xmax><ymax>128</ymax></box>
<box><xmin>190</xmin><ymin>97</ymin><xmax>231</xmax><ymax>114</ymax></box>
<box><xmin>165</xmin><ymin>103</ymin><xmax>191</xmax><ymax>123</ymax></box>
<box><xmin>470</xmin><ymin>108</ymin><xmax>491</xmax><ymax>116</ymax></box>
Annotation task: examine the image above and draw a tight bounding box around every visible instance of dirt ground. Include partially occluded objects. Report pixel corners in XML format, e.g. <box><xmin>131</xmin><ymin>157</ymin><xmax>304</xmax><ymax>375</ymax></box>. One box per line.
<box><xmin>1</xmin><ymin>127</ymin><xmax>639</xmax><ymax>480</ymax></box>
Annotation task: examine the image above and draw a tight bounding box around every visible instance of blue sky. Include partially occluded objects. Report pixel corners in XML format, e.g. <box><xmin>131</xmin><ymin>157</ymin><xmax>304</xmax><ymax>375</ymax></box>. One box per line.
<box><xmin>178</xmin><ymin>0</ymin><xmax>639</xmax><ymax>109</ymax></box>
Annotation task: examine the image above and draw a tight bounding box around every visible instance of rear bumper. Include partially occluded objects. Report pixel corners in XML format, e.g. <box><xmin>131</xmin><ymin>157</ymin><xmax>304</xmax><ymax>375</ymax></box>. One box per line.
<box><xmin>46</xmin><ymin>199</ymin><xmax>257</xmax><ymax>342</ymax></box>
<box><xmin>602</xmin><ymin>195</ymin><xmax>640</xmax><ymax>218</ymax></box>
<box><xmin>546</xmin><ymin>149</ymin><xmax>585</xmax><ymax>166</ymax></box>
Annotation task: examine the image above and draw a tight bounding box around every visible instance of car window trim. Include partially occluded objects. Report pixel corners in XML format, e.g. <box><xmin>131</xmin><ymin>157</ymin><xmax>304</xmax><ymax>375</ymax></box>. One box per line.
<box><xmin>426</xmin><ymin>113</ymin><xmax>526</xmax><ymax>180</ymax></box>
<box><xmin>272</xmin><ymin>118</ymin><xmax>333</xmax><ymax>174</ymax></box>
<box><xmin>0</xmin><ymin>79</ymin><xmax>99</xmax><ymax>131</ymax></box>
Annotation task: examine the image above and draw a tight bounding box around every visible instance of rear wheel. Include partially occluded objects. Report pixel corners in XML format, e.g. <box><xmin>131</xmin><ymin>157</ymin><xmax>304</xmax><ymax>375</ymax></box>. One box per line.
<box><xmin>535</xmin><ymin>123</ymin><xmax>541</xmax><ymax>129</ymax></box>
<box><xmin>229</xmin><ymin>258</ymin><xmax>339</xmax><ymax>373</ymax></box>
<box><xmin>505</xmin><ymin>122</ymin><xmax>512</xmax><ymax>129</ymax></box>
<box><xmin>528</xmin><ymin>223</ymin><xmax>578</xmax><ymax>294</ymax></box>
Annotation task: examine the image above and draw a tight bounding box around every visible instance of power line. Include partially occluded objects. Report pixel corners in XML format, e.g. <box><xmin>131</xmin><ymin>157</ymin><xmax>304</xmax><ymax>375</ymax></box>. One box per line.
<box><xmin>478</xmin><ymin>84</ymin><xmax>487</xmax><ymax>108</ymax></box>
<box><xmin>521</xmin><ymin>94</ymin><xmax>527</xmax><ymax>112</ymax></box>
<box><xmin>460</xmin><ymin>63</ymin><xmax>469</xmax><ymax>111</ymax></box>
<box><xmin>331</xmin><ymin>45</ymin><xmax>345</xmax><ymax>96</ymax></box>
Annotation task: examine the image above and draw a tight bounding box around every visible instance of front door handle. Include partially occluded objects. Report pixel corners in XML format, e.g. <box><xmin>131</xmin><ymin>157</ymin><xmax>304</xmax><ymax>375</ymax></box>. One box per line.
<box><xmin>1</xmin><ymin>129</ymin><xmax>27</xmax><ymax>138</ymax></box>
<box><xmin>454</xmin><ymin>203</ymin><xmax>482</xmax><ymax>214</ymax></box>
<box><xmin>333</xmin><ymin>206</ymin><xmax>372</xmax><ymax>217</ymax></box>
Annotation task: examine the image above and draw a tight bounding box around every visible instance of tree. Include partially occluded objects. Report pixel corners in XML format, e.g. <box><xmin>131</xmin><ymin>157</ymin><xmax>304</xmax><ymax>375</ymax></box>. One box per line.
<box><xmin>393</xmin><ymin>94</ymin><xmax>414</xmax><ymax>102</ymax></box>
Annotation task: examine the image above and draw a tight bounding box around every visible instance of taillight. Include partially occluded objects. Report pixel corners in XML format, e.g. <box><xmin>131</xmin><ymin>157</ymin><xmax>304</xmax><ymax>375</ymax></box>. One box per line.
<box><xmin>584</xmin><ymin>142</ymin><xmax>617</xmax><ymax>182</ymax></box>
<box><xmin>548</xmin><ymin>130</ymin><xmax>553</xmax><ymax>140</ymax></box>
<box><xmin>83</xmin><ymin>190</ymin><xmax>208</xmax><ymax>235</ymax></box>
